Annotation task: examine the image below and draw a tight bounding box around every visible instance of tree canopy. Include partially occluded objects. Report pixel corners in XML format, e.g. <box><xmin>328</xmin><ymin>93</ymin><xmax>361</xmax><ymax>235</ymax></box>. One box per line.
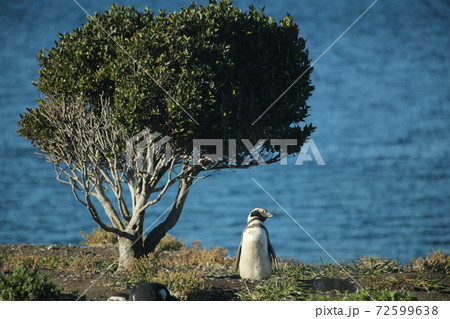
<box><xmin>19</xmin><ymin>0</ymin><xmax>314</xmax><ymax>165</ymax></box>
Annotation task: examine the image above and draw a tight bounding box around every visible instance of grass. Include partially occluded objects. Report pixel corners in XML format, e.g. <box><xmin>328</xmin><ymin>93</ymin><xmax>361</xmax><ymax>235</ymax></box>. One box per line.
<box><xmin>356</xmin><ymin>255</ymin><xmax>403</xmax><ymax>275</ymax></box>
<box><xmin>1</xmin><ymin>230</ymin><xmax>448</xmax><ymax>301</ymax></box>
<box><xmin>80</xmin><ymin>226</ymin><xmax>118</xmax><ymax>247</ymax></box>
<box><xmin>234</xmin><ymin>251</ymin><xmax>449</xmax><ymax>301</ymax></box>
<box><xmin>128</xmin><ymin>238</ymin><xmax>231</xmax><ymax>300</ymax></box>
<box><xmin>237</xmin><ymin>278</ymin><xmax>306</xmax><ymax>300</ymax></box>
<box><xmin>0</xmin><ymin>251</ymin><xmax>117</xmax><ymax>274</ymax></box>
<box><xmin>307</xmin><ymin>288</ymin><xmax>418</xmax><ymax>301</ymax></box>
<box><xmin>129</xmin><ymin>252</ymin><xmax>207</xmax><ymax>300</ymax></box>
<box><xmin>407</xmin><ymin>249</ymin><xmax>449</xmax><ymax>273</ymax></box>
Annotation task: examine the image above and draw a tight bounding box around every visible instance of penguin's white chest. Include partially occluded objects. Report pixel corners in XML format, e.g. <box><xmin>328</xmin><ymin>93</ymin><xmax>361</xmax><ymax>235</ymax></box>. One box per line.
<box><xmin>239</xmin><ymin>227</ymin><xmax>272</xmax><ymax>280</ymax></box>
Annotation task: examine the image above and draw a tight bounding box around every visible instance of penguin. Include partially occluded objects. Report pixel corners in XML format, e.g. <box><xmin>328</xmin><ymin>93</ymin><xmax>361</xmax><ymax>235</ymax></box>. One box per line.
<box><xmin>129</xmin><ymin>281</ymin><xmax>173</xmax><ymax>301</ymax></box>
<box><xmin>108</xmin><ymin>281</ymin><xmax>177</xmax><ymax>301</ymax></box>
<box><xmin>235</xmin><ymin>208</ymin><xmax>278</xmax><ymax>280</ymax></box>
<box><xmin>107</xmin><ymin>293</ymin><xmax>128</xmax><ymax>301</ymax></box>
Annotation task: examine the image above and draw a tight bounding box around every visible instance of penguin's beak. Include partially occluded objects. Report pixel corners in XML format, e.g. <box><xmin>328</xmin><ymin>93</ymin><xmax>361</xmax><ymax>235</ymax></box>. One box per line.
<box><xmin>263</xmin><ymin>211</ymin><xmax>273</xmax><ymax>218</ymax></box>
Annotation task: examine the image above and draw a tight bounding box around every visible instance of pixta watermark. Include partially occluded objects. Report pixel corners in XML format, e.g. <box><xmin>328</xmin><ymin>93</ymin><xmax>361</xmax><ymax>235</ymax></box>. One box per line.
<box><xmin>126</xmin><ymin>130</ymin><xmax>325</xmax><ymax>173</ymax></box>
<box><xmin>192</xmin><ymin>138</ymin><xmax>325</xmax><ymax>166</ymax></box>
<box><xmin>126</xmin><ymin>129</ymin><xmax>172</xmax><ymax>174</ymax></box>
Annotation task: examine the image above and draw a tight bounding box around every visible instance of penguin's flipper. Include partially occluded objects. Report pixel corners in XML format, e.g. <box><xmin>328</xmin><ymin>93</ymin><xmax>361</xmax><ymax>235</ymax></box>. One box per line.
<box><xmin>235</xmin><ymin>238</ymin><xmax>243</xmax><ymax>272</ymax></box>
<box><xmin>268</xmin><ymin>238</ymin><xmax>278</xmax><ymax>271</ymax></box>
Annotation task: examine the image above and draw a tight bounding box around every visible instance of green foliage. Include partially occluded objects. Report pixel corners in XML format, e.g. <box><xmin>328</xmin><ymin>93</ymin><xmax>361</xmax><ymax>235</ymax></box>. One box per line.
<box><xmin>0</xmin><ymin>264</ymin><xmax>61</xmax><ymax>300</ymax></box>
<box><xmin>129</xmin><ymin>254</ymin><xmax>159</xmax><ymax>282</ymax></box>
<box><xmin>18</xmin><ymin>0</ymin><xmax>314</xmax><ymax>166</ymax></box>
<box><xmin>152</xmin><ymin>270</ymin><xmax>207</xmax><ymax>301</ymax></box>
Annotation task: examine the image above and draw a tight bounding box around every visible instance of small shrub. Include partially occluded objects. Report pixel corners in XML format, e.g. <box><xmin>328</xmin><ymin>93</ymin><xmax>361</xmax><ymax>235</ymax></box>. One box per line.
<box><xmin>357</xmin><ymin>255</ymin><xmax>403</xmax><ymax>274</ymax></box>
<box><xmin>155</xmin><ymin>240</ymin><xmax>231</xmax><ymax>273</ymax></box>
<box><xmin>407</xmin><ymin>249</ymin><xmax>449</xmax><ymax>273</ymax></box>
<box><xmin>128</xmin><ymin>239</ymin><xmax>226</xmax><ymax>300</ymax></box>
<box><xmin>182</xmin><ymin>241</ymin><xmax>229</xmax><ymax>267</ymax></box>
<box><xmin>155</xmin><ymin>234</ymin><xmax>185</xmax><ymax>253</ymax></box>
<box><xmin>129</xmin><ymin>235</ymin><xmax>186</xmax><ymax>283</ymax></box>
<box><xmin>129</xmin><ymin>254</ymin><xmax>159</xmax><ymax>283</ymax></box>
<box><xmin>153</xmin><ymin>270</ymin><xmax>206</xmax><ymax>301</ymax></box>
<box><xmin>80</xmin><ymin>227</ymin><xmax>118</xmax><ymax>247</ymax></box>
<box><xmin>0</xmin><ymin>263</ymin><xmax>61</xmax><ymax>300</ymax></box>
<box><xmin>129</xmin><ymin>254</ymin><xmax>206</xmax><ymax>300</ymax></box>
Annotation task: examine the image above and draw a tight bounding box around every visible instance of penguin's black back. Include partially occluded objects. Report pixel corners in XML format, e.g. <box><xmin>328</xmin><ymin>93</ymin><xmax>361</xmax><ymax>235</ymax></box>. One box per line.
<box><xmin>129</xmin><ymin>281</ymin><xmax>170</xmax><ymax>301</ymax></box>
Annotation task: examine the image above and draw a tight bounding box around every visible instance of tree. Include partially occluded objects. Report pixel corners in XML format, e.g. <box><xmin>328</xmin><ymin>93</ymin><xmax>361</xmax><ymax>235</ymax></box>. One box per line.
<box><xmin>18</xmin><ymin>1</ymin><xmax>314</xmax><ymax>270</ymax></box>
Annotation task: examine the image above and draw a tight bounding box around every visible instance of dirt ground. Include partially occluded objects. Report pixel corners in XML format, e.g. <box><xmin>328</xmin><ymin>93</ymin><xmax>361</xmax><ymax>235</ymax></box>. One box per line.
<box><xmin>0</xmin><ymin>244</ymin><xmax>448</xmax><ymax>301</ymax></box>
<box><xmin>0</xmin><ymin>244</ymin><xmax>260</xmax><ymax>301</ymax></box>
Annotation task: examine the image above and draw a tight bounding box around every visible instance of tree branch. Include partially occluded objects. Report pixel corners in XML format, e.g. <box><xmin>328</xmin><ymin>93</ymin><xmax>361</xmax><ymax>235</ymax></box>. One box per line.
<box><xmin>92</xmin><ymin>184</ymin><xmax>125</xmax><ymax>231</ymax></box>
<box><xmin>143</xmin><ymin>164</ymin><xmax>201</xmax><ymax>254</ymax></box>
<box><xmin>85</xmin><ymin>195</ymin><xmax>128</xmax><ymax>238</ymax></box>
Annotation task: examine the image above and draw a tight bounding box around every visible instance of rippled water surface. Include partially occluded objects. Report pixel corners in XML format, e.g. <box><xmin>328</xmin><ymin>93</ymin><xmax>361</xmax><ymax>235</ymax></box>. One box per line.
<box><xmin>0</xmin><ymin>0</ymin><xmax>449</xmax><ymax>264</ymax></box>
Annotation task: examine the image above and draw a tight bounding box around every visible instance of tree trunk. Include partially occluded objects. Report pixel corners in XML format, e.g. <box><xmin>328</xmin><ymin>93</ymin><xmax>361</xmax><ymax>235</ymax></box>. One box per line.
<box><xmin>117</xmin><ymin>234</ymin><xmax>143</xmax><ymax>271</ymax></box>
<box><xmin>143</xmin><ymin>172</ymin><xmax>197</xmax><ymax>254</ymax></box>
<box><xmin>117</xmin><ymin>168</ymin><xmax>199</xmax><ymax>269</ymax></box>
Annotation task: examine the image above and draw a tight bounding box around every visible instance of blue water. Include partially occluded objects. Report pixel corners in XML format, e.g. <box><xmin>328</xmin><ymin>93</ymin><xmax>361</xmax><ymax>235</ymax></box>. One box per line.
<box><xmin>0</xmin><ymin>0</ymin><xmax>449</xmax><ymax>265</ymax></box>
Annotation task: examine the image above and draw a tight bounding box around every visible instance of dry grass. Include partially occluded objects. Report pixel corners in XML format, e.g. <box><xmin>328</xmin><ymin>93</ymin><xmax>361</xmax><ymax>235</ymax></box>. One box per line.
<box><xmin>1</xmin><ymin>233</ymin><xmax>448</xmax><ymax>301</ymax></box>
<box><xmin>0</xmin><ymin>247</ymin><xmax>117</xmax><ymax>274</ymax></box>
<box><xmin>407</xmin><ymin>249</ymin><xmax>449</xmax><ymax>273</ymax></box>
<box><xmin>356</xmin><ymin>255</ymin><xmax>403</xmax><ymax>274</ymax></box>
<box><xmin>161</xmin><ymin>240</ymin><xmax>231</xmax><ymax>270</ymax></box>
<box><xmin>128</xmin><ymin>237</ymin><xmax>232</xmax><ymax>300</ymax></box>
<box><xmin>80</xmin><ymin>227</ymin><xmax>118</xmax><ymax>247</ymax></box>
